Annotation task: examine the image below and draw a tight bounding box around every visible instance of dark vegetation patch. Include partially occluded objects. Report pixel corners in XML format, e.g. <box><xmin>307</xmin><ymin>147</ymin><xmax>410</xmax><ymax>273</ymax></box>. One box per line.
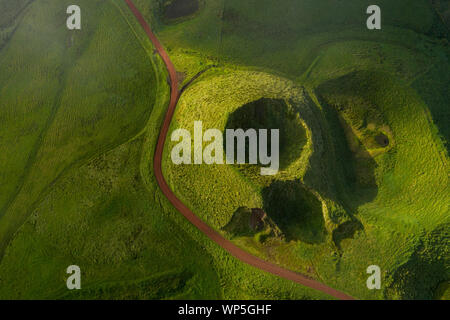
<box><xmin>163</xmin><ymin>0</ymin><xmax>199</xmax><ymax>20</ymax></box>
<box><xmin>176</xmin><ymin>71</ymin><xmax>186</xmax><ymax>87</ymax></box>
<box><xmin>262</xmin><ymin>180</ymin><xmax>326</xmax><ymax>244</ymax></box>
<box><xmin>428</xmin><ymin>0</ymin><xmax>450</xmax><ymax>39</ymax></box>
<box><xmin>222</xmin><ymin>207</ymin><xmax>282</xmax><ymax>240</ymax></box>
<box><xmin>385</xmin><ymin>224</ymin><xmax>449</xmax><ymax>300</ymax></box>
<box><xmin>249</xmin><ymin>208</ymin><xmax>266</xmax><ymax>231</ymax></box>
<box><xmin>180</xmin><ymin>65</ymin><xmax>216</xmax><ymax>93</ymax></box>
<box><xmin>224</xmin><ymin>98</ymin><xmax>307</xmax><ymax>170</ymax></box>
<box><xmin>411</xmin><ymin>61</ymin><xmax>450</xmax><ymax>154</ymax></box>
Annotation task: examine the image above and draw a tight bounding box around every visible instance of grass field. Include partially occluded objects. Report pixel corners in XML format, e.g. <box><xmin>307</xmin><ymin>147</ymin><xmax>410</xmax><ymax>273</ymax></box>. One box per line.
<box><xmin>153</xmin><ymin>0</ymin><xmax>449</xmax><ymax>299</ymax></box>
<box><xmin>0</xmin><ymin>0</ymin><xmax>448</xmax><ymax>300</ymax></box>
<box><xmin>0</xmin><ymin>0</ymin><xmax>331</xmax><ymax>300</ymax></box>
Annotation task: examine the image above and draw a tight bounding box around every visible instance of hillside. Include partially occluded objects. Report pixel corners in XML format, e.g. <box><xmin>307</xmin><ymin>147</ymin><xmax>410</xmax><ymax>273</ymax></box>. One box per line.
<box><xmin>0</xmin><ymin>0</ymin><xmax>448</xmax><ymax>300</ymax></box>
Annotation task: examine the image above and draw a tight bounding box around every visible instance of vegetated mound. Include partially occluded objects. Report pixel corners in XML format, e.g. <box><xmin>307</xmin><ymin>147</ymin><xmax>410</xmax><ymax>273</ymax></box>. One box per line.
<box><xmin>62</xmin><ymin>269</ymin><xmax>193</xmax><ymax>300</ymax></box>
<box><xmin>167</xmin><ymin>70</ymin><xmax>357</xmax><ymax>245</ymax></box>
<box><xmin>315</xmin><ymin>70</ymin><xmax>448</xmax><ymax>298</ymax></box>
<box><xmin>385</xmin><ymin>224</ymin><xmax>449</xmax><ymax>300</ymax></box>
<box><xmin>163</xmin><ymin>0</ymin><xmax>199</xmax><ymax>20</ymax></box>
<box><xmin>262</xmin><ymin>180</ymin><xmax>327</xmax><ymax>244</ymax></box>
<box><xmin>222</xmin><ymin>207</ymin><xmax>282</xmax><ymax>241</ymax></box>
<box><xmin>435</xmin><ymin>281</ymin><xmax>450</xmax><ymax>300</ymax></box>
<box><xmin>224</xmin><ymin>98</ymin><xmax>307</xmax><ymax>170</ymax></box>
<box><xmin>166</xmin><ymin>67</ymin><xmax>448</xmax><ymax>298</ymax></box>
<box><xmin>0</xmin><ymin>0</ymin><xmax>32</xmax><ymax>48</ymax></box>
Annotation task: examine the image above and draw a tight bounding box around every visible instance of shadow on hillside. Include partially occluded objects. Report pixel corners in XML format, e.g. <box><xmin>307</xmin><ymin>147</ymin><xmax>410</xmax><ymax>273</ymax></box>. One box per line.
<box><xmin>385</xmin><ymin>224</ymin><xmax>450</xmax><ymax>299</ymax></box>
<box><xmin>261</xmin><ymin>180</ymin><xmax>327</xmax><ymax>244</ymax></box>
<box><xmin>163</xmin><ymin>0</ymin><xmax>200</xmax><ymax>20</ymax></box>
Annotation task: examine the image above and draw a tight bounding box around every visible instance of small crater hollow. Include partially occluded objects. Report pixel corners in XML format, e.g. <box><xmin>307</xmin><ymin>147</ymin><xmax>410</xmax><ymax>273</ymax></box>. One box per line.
<box><xmin>224</xmin><ymin>98</ymin><xmax>307</xmax><ymax>170</ymax></box>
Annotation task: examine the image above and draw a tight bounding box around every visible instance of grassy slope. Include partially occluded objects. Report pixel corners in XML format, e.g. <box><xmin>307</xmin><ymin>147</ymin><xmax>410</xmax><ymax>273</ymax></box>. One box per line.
<box><xmin>0</xmin><ymin>0</ymin><xmax>447</xmax><ymax>300</ymax></box>
<box><xmin>0</xmin><ymin>0</ymin><xmax>222</xmax><ymax>300</ymax></box>
<box><xmin>163</xmin><ymin>69</ymin><xmax>339</xmax><ymax>277</ymax></box>
<box><xmin>147</xmin><ymin>0</ymin><xmax>449</xmax><ymax>299</ymax></box>
<box><xmin>315</xmin><ymin>71</ymin><xmax>448</xmax><ymax>299</ymax></box>
<box><xmin>0</xmin><ymin>135</ymin><xmax>222</xmax><ymax>299</ymax></box>
<box><xmin>0</xmin><ymin>0</ymin><xmax>330</xmax><ymax>300</ymax></box>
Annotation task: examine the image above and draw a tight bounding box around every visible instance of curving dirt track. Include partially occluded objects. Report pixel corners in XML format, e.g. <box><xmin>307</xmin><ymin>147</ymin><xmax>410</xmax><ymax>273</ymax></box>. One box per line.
<box><xmin>124</xmin><ymin>0</ymin><xmax>355</xmax><ymax>300</ymax></box>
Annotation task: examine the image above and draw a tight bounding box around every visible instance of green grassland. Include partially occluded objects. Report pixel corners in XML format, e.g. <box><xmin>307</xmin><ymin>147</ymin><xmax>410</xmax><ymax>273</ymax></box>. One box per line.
<box><xmin>150</xmin><ymin>0</ymin><xmax>449</xmax><ymax>299</ymax></box>
<box><xmin>0</xmin><ymin>0</ymin><xmax>448</xmax><ymax>300</ymax></box>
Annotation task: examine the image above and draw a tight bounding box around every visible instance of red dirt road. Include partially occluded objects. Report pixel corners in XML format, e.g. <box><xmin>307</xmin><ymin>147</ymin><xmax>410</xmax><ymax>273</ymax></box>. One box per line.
<box><xmin>124</xmin><ymin>0</ymin><xmax>355</xmax><ymax>300</ymax></box>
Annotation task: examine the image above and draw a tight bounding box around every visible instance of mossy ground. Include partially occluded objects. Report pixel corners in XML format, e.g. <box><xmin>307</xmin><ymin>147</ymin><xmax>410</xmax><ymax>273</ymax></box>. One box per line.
<box><xmin>0</xmin><ymin>0</ymin><xmax>448</xmax><ymax>300</ymax></box>
<box><xmin>155</xmin><ymin>0</ymin><xmax>449</xmax><ymax>299</ymax></box>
